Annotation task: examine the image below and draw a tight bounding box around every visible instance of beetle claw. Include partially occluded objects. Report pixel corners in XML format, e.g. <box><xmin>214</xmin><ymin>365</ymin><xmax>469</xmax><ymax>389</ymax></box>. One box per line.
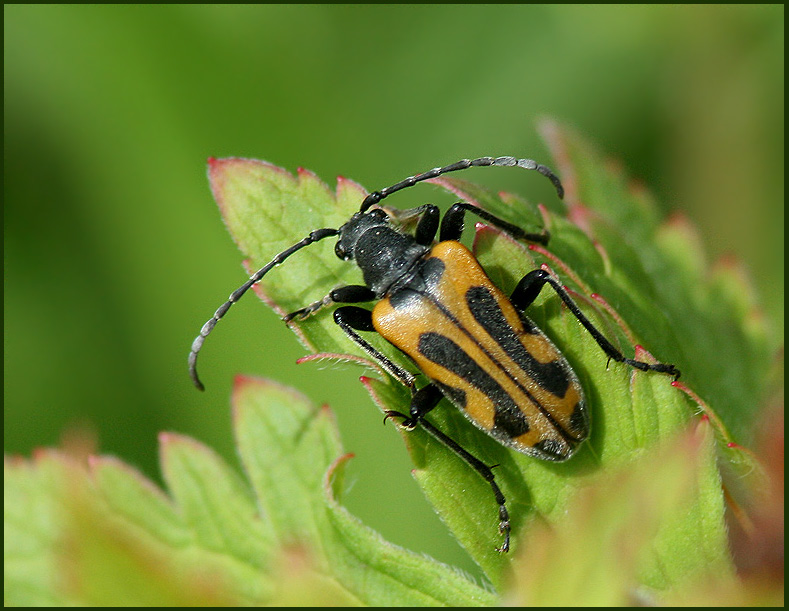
<box><xmin>383</xmin><ymin>410</ymin><xmax>416</xmax><ymax>430</ymax></box>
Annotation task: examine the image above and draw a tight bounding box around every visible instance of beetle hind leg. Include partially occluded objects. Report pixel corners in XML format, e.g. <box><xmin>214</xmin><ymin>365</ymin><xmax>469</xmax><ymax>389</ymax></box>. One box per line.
<box><xmin>415</xmin><ymin>414</ymin><xmax>512</xmax><ymax>553</ymax></box>
<box><xmin>385</xmin><ymin>383</ymin><xmax>512</xmax><ymax>553</ymax></box>
<box><xmin>334</xmin><ymin>309</ymin><xmax>513</xmax><ymax>552</ymax></box>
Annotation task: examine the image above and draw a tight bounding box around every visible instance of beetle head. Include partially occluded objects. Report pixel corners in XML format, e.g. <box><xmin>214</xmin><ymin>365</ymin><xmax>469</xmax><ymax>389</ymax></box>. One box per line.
<box><xmin>334</xmin><ymin>209</ymin><xmax>389</xmax><ymax>261</ymax></box>
<box><xmin>335</xmin><ymin>208</ymin><xmax>428</xmax><ymax>296</ymax></box>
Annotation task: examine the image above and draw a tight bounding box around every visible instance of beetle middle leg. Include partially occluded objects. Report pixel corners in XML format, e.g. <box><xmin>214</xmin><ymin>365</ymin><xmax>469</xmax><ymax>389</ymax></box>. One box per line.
<box><xmin>334</xmin><ymin>308</ymin><xmax>513</xmax><ymax>552</ymax></box>
<box><xmin>332</xmin><ymin>306</ymin><xmax>417</xmax><ymax>389</ymax></box>
<box><xmin>511</xmin><ymin>269</ymin><xmax>681</xmax><ymax>378</ymax></box>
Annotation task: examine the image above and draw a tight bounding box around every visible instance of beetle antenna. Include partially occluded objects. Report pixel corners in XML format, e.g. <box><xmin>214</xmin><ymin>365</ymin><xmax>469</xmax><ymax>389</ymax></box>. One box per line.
<box><xmin>189</xmin><ymin>227</ymin><xmax>339</xmax><ymax>391</ymax></box>
<box><xmin>359</xmin><ymin>156</ymin><xmax>564</xmax><ymax>212</ymax></box>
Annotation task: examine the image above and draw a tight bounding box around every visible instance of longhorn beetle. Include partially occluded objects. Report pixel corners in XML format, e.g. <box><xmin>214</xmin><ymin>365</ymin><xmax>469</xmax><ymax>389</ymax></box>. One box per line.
<box><xmin>189</xmin><ymin>156</ymin><xmax>680</xmax><ymax>552</ymax></box>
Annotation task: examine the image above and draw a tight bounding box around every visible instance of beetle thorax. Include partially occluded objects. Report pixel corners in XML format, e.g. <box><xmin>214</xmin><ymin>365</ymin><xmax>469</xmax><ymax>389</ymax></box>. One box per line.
<box><xmin>335</xmin><ymin>210</ymin><xmax>428</xmax><ymax>296</ymax></box>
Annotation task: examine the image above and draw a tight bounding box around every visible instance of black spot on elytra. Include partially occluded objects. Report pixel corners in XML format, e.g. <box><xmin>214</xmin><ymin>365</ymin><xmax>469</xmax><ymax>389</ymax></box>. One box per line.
<box><xmin>465</xmin><ymin>285</ymin><xmax>570</xmax><ymax>398</ymax></box>
<box><xmin>568</xmin><ymin>400</ymin><xmax>589</xmax><ymax>440</ymax></box>
<box><xmin>418</xmin><ymin>332</ymin><xmax>530</xmax><ymax>438</ymax></box>
<box><xmin>533</xmin><ymin>438</ymin><xmax>568</xmax><ymax>461</ymax></box>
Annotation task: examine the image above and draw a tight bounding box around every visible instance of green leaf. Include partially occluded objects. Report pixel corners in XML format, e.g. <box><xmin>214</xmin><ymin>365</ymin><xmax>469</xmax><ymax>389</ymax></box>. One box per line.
<box><xmin>4</xmin><ymin>378</ymin><xmax>494</xmax><ymax>605</ymax></box>
<box><xmin>323</xmin><ymin>452</ymin><xmax>497</xmax><ymax>606</ymax></box>
<box><xmin>540</xmin><ymin>121</ymin><xmax>775</xmax><ymax>446</ymax></box>
<box><xmin>233</xmin><ymin>376</ymin><xmax>494</xmax><ymax>606</ymax></box>
<box><xmin>215</xmin><ymin>124</ymin><xmax>777</xmax><ymax>593</ymax></box>
<box><xmin>508</xmin><ymin>418</ymin><xmax>726</xmax><ymax>605</ymax></box>
<box><xmin>208</xmin><ymin>159</ymin><xmax>371</xmax><ymax>356</ymax></box>
<box><xmin>201</xmin><ymin>128</ymin><xmax>773</xmax><ymax>594</ymax></box>
<box><xmin>7</xmin><ymin>124</ymin><xmax>774</xmax><ymax>604</ymax></box>
<box><xmin>4</xmin><ymin>450</ymin><xmax>252</xmax><ymax>606</ymax></box>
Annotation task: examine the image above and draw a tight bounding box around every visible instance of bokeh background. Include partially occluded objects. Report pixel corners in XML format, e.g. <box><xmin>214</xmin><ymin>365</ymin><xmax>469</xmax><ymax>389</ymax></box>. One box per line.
<box><xmin>5</xmin><ymin>5</ymin><xmax>783</xmax><ymax>575</ymax></box>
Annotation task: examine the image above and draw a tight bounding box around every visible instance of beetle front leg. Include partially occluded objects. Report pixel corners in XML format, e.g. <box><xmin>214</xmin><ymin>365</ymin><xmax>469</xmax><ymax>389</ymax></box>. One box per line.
<box><xmin>440</xmin><ymin>202</ymin><xmax>549</xmax><ymax>245</ymax></box>
<box><xmin>383</xmin><ymin>204</ymin><xmax>440</xmax><ymax>246</ymax></box>
<box><xmin>284</xmin><ymin>285</ymin><xmax>377</xmax><ymax>322</ymax></box>
<box><xmin>511</xmin><ymin>269</ymin><xmax>681</xmax><ymax>379</ymax></box>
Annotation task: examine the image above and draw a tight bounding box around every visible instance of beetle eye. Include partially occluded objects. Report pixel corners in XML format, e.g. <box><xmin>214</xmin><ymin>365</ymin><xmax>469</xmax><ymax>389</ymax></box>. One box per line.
<box><xmin>335</xmin><ymin>241</ymin><xmax>350</xmax><ymax>260</ymax></box>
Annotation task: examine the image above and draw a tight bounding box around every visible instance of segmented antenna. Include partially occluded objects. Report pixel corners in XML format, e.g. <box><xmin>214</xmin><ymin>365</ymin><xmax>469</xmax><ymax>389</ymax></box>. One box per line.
<box><xmin>190</xmin><ymin>155</ymin><xmax>563</xmax><ymax>390</ymax></box>
<box><xmin>189</xmin><ymin>227</ymin><xmax>339</xmax><ymax>390</ymax></box>
<box><xmin>359</xmin><ymin>156</ymin><xmax>564</xmax><ymax>212</ymax></box>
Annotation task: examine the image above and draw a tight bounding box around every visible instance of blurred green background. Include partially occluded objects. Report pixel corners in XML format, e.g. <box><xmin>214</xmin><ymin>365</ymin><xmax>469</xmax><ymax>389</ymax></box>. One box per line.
<box><xmin>4</xmin><ymin>5</ymin><xmax>783</xmax><ymax>575</ymax></box>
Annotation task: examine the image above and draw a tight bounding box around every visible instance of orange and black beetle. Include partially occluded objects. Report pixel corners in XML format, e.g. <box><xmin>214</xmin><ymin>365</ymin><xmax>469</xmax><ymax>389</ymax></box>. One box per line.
<box><xmin>189</xmin><ymin>156</ymin><xmax>679</xmax><ymax>552</ymax></box>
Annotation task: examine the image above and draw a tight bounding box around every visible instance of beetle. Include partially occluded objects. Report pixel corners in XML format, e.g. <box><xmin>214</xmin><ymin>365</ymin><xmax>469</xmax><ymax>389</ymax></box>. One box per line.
<box><xmin>188</xmin><ymin>155</ymin><xmax>680</xmax><ymax>552</ymax></box>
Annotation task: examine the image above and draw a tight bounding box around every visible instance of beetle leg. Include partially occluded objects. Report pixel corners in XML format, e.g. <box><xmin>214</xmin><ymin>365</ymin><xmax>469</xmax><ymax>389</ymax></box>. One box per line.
<box><xmin>333</xmin><ymin>306</ymin><xmax>417</xmax><ymax>390</ymax></box>
<box><xmin>284</xmin><ymin>285</ymin><xmax>376</xmax><ymax>322</ymax></box>
<box><xmin>401</xmin><ymin>410</ymin><xmax>513</xmax><ymax>553</ymax></box>
<box><xmin>412</xmin><ymin>205</ymin><xmax>441</xmax><ymax>246</ymax></box>
<box><xmin>511</xmin><ymin>269</ymin><xmax>681</xmax><ymax>379</ymax></box>
<box><xmin>383</xmin><ymin>383</ymin><xmax>442</xmax><ymax>429</ymax></box>
<box><xmin>382</xmin><ymin>204</ymin><xmax>440</xmax><ymax>246</ymax></box>
<box><xmin>408</xmin><ymin>383</ymin><xmax>443</xmax><ymax>423</ymax></box>
<box><xmin>419</xmin><ymin>417</ymin><xmax>512</xmax><ymax>553</ymax></box>
<box><xmin>440</xmin><ymin>202</ymin><xmax>549</xmax><ymax>245</ymax></box>
<box><xmin>384</xmin><ymin>383</ymin><xmax>511</xmax><ymax>552</ymax></box>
